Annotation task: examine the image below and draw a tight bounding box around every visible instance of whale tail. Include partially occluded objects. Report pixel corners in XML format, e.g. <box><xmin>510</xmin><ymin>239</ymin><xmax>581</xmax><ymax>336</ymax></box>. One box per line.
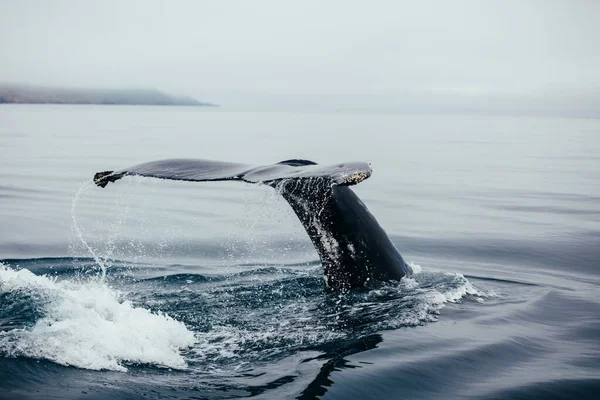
<box><xmin>93</xmin><ymin>158</ymin><xmax>409</xmax><ymax>291</ymax></box>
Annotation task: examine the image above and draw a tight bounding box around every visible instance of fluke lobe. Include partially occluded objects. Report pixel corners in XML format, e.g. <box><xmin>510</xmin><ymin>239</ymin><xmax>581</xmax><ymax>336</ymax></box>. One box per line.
<box><xmin>94</xmin><ymin>159</ymin><xmax>411</xmax><ymax>291</ymax></box>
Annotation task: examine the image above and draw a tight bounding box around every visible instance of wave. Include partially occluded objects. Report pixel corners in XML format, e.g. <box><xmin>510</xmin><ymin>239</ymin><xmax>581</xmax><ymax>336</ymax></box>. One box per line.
<box><xmin>0</xmin><ymin>262</ymin><xmax>195</xmax><ymax>372</ymax></box>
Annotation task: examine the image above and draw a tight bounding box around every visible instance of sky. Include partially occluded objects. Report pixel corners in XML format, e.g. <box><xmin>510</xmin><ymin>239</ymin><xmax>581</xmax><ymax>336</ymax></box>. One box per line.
<box><xmin>1</xmin><ymin>0</ymin><xmax>599</xmax><ymax>114</ymax></box>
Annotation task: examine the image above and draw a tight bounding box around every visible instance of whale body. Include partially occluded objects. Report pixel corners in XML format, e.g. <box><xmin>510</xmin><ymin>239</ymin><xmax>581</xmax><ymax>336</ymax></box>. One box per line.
<box><xmin>94</xmin><ymin>159</ymin><xmax>411</xmax><ymax>291</ymax></box>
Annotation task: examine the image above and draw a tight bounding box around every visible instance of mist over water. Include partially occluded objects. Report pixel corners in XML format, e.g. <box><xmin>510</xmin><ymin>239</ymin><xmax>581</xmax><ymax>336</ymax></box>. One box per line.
<box><xmin>0</xmin><ymin>106</ymin><xmax>599</xmax><ymax>399</ymax></box>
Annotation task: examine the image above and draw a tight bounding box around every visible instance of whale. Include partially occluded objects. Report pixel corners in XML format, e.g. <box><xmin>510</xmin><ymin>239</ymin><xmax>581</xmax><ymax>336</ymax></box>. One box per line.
<box><xmin>94</xmin><ymin>159</ymin><xmax>411</xmax><ymax>291</ymax></box>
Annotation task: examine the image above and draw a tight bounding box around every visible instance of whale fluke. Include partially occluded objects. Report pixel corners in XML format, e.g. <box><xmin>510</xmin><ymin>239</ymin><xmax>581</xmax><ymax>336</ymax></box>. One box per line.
<box><xmin>93</xmin><ymin>159</ymin><xmax>410</xmax><ymax>291</ymax></box>
<box><xmin>94</xmin><ymin>159</ymin><xmax>372</xmax><ymax>187</ymax></box>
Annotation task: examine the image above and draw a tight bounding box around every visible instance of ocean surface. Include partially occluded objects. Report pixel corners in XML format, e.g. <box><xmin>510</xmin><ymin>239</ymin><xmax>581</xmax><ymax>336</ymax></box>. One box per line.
<box><xmin>0</xmin><ymin>105</ymin><xmax>598</xmax><ymax>399</ymax></box>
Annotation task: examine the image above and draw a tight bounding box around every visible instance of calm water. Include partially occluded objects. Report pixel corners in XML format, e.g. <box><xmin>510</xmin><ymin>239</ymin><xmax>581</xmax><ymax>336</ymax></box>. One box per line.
<box><xmin>0</xmin><ymin>105</ymin><xmax>599</xmax><ymax>399</ymax></box>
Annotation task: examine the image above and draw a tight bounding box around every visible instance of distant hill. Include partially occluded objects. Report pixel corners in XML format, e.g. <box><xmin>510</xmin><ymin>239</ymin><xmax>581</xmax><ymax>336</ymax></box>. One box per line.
<box><xmin>0</xmin><ymin>84</ymin><xmax>216</xmax><ymax>106</ymax></box>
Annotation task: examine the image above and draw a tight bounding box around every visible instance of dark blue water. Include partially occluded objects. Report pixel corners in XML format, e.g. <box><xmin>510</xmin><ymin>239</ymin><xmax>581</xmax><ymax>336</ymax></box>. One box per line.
<box><xmin>1</xmin><ymin>105</ymin><xmax>599</xmax><ymax>399</ymax></box>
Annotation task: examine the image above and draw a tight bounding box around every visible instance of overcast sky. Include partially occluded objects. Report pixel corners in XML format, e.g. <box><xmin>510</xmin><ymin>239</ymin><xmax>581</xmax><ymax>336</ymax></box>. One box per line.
<box><xmin>1</xmin><ymin>0</ymin><xmax>599</xmax><ymax>114</ymax></box>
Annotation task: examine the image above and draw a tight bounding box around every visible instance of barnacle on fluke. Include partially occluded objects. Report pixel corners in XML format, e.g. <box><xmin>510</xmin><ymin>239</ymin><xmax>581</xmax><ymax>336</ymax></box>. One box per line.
<box><xmin>343</xmin><ymin>169</ymin><xmax>371</xmax><ymax>186</ymax></box>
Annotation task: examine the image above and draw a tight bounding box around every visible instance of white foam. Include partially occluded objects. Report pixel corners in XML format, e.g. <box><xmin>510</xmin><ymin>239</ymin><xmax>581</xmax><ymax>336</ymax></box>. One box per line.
<box><xmin>408</xmin><ymin>261</ymin><xmax>423</xmax><ymax>274</ymax></box>
<box><xmin>368</xmin><ymin>270</ymin><xmax>486</xmax><ymax>330</ymax></box>
<box><xmin>0</xmin><ymin>263</ymin><xmax>195</xmax><ymax>372</ymax></box>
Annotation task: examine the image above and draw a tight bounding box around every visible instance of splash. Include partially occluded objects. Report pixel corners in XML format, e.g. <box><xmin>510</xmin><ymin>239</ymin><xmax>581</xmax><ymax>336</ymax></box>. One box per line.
<box><xmin>71</xmin><ymin>180</ymin><xmax>109</xmax><ymax>279</ymax></box>
<box><xmin>0</xmin><ymin>263</ymin><xmax>195</xmax><ymax>371</ymax></box>
<box><xmin>0</xmin><ymin>183</ymin><xmax>196</xmax><ymax>371</ymax></box>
